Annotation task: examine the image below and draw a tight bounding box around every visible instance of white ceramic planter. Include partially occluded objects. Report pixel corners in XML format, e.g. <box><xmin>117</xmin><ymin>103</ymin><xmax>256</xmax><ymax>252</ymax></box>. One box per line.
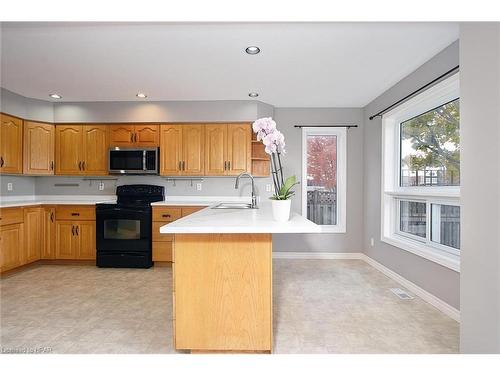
<box><xmin>271</xmin><ymin>199</ymin><xmax>291</xmax><ymax>222</ymax></box>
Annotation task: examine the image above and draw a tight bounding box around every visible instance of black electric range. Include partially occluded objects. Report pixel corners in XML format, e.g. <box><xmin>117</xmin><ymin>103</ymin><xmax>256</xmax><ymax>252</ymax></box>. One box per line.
<box><xmin>96</xmin><ymin>184</ymin><xmax>165</xmax><ymax>268</ymax></box>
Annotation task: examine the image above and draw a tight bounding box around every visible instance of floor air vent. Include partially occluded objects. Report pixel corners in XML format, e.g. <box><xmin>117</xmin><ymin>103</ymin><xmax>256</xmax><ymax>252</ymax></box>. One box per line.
<box><xmin>390</xmin><ymin>288</ymin><xmax>414</xmax><ymax>300</ymax></box>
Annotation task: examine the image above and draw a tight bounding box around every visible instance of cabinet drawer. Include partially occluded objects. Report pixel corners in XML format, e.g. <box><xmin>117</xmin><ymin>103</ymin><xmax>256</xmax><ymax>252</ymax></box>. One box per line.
<box><xmin>153</xmin><ymin>241</ymin><xmax>173</xmax><ymax>262</ymax></box>
<box><xmin>181</xmin><ymin>206</ymin><xmax>206</xmax><ymax>217</ymax></box>
<box><xmin>152</xmin><ymin>221</ymin><xmax>174</xmax><ymax>242</ymax></box>
<box><xmin>0</xmin><ymin>207</ymin><xmax>24</xmax><ymax>226</ymax></box>
<box><xmin>152</xmin><ymin>207</ymin><xmax>182</xmax><ymax>222</ymax></box>
<box><xmin>56</xmin><ymin>205</ymin><xmax>96</xmax><ymax>221</ymax></box>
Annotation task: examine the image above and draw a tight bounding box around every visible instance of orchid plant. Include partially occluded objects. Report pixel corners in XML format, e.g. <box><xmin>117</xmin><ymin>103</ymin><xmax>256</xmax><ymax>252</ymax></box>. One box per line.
<box><xmin>252</xmin><ymin>117</ymin><xmax>298</xmax><ymax>200</ymax></box>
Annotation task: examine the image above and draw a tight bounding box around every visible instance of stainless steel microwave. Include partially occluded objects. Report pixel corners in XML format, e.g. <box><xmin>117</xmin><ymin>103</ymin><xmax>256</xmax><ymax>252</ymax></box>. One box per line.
<box><xmin>108</xmin><ymin>148</ymin><xmax>159</xmax><ymax>175</ymax></box>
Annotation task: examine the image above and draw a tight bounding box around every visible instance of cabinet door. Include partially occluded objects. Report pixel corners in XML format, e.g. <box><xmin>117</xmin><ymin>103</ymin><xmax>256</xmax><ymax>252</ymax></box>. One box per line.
<box><xmin>83</xmin><ymin>125</ymin><xmax>108</xmax><ymax>175</ymax></box>
<box><xmin>76</xmin><ymin>221</ymin><xmax>96</xmax><ymax>260</ymax></box>
<box><xmin>23</xmin><ymin>207</ymin><xmax>42</xmax><ymax>264</ymax></box>
<box><xmin>135</xmin><ymin>125</ymin><xmax>159</xmax><ymax>147</ymax></box>
<box><xmin>55</xmin><ymin>125</ymin><xmax>83</xmax><ymax>175</ymax></box>
<box><xmin>227</xmin><ymin>124</ymin><xmax>251</xmax><ymax>176</ymax></box>
<box><xmin>41</xmin><ymin>206</ymin><xmax>56</xmax><ymax>260</ymax></box>
<box><xmin>205</xmin><ymin>124</ymin><xmax>227</xmax><ymax>176</ymax></box>
<box><xmin>159</xmin><ymin>124</ymin><xmax>183</xmax><ymax>176</ymax></box>
<box><xmin>109</xmin><ymin>125</ymin><xmax>135</xmax><ymax>147</ymax></box>
<box><xmin>56</xmin><ymin>221</ymin><xmax>78</xmax><ymax>259</ymax></box>
<box><xmin>0</xmin><ymin>223</ymin><xmax>24</xmax><ymax>272</ymax></box>
<box><xmin>23</xmin><ymin>121</ymin><xmax>55</xmax><ymax>175</ymax></box>
<box><xmin>0</xmin><ymin>114</ymin><xmax>23</xmax><ymax>174</ymax></box>
<box><xmin>182</xmin><ymin>125</ymin><xmax>204</xmax><ymax>176</ymax></box>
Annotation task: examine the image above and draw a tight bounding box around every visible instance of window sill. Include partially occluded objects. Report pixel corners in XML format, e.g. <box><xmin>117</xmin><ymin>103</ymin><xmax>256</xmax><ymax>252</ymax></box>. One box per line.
<box><xmin>381</xmin><ymin>235</ymin><xmax>460</xmax><ymax>272</ymax></box>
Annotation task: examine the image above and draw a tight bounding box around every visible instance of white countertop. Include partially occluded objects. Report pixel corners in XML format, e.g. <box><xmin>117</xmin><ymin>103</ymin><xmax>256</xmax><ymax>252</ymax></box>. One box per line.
<box><xmin>151</xmin><ymin>195</ymin><xmax>251</xmax><ymax>207</ymax></box>
<box><xmin>159</xmin><ymin>202</ymin><xmax>321</xmax><ymax>234</ymax></box>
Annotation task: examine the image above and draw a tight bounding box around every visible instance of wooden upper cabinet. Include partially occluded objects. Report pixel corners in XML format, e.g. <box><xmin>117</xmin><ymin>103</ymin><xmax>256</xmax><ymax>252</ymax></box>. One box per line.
<box><xmin>109</xmin><ymin>125</ymin><xmax>135</xmax><ymax>147</ymax></box>
<box><xmin>205</xmin><ymin>125</ymin><xmax>227</xmax><ymax>176</ymax></box>
<box><xmin>23</xmin><ymin>121</ymin><xmax>55</xmax><ymax>175</ymax></box>
<box><xmin>227</xmin><ymin>124</ymin><xmax>251</xmax><ymax>175</ymax></box>
<box><xmin>82</xmin><ymin>125</ymin><xmax>108</xmax><ymax>175</ymax></box>
<box><xmin>110</xmin><ymin>124</ymin><xmax>158</xmax><ymax>147</ymax></box>
<box><xmin>135</xmin><ymin>125</ymin><xmax>159</xmax><ymax>147</ymax></box>
<box><xmin>182</xmin><ymin>125</ymin><xmax>204</xmax><ymax>176</ymax></box>
<box><xmin>55</xmin><ymin>125</ymin><xmax>83</xmax><ymax>175</ymax></box>
<box><xmin>160</xmin><ymin>125</ymin><xmax>183</xmax><ymax>176</ymax></box>
<box><xmin>56</xmin><ymin>124</ymin><xmax>108</xmax><ymax>176</ymax></box>
<box><xmin>0</xmin><ymin>113</ymin><xmax>23</xmax><ymax>174</ymax></box>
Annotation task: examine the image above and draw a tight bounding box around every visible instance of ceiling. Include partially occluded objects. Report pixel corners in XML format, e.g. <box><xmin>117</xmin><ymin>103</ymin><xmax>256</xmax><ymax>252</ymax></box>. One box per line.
<box><xmin>0</xmin><ymin>22</ymin><xmax>458</xmax><ymax>107</ymax></box>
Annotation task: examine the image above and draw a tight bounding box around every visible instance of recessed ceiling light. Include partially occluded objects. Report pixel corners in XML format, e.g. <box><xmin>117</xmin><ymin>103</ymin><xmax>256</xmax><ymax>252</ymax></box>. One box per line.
<box><xmin>245</xmin><ymin>46</ymin><xmax>260</xmax><ymax>55</ymax></box>
<box><xmin>248</xmin><ymin>92</ymin><xmax>259</xmax><ymax>98</ymax></box>
<box><xmin>136</xmin><ymin>93</ymin><xmax>147</xmax><ymax>98</ymax></box>
<box><xmin>49</xmin><ymin>93</ymin><xmax>62</xmax><ymax>99</ymax></box>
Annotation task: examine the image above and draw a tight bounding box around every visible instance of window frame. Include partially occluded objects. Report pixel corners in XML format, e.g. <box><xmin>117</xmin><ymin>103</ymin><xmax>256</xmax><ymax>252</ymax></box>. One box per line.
<box><xmin>381</xmin><ymin>73</ymin><xmax>460</xmax><ymax>271</ymax></box>
<box><xmin>301</xmin><ymin>127</ymin><xmax>347</xmax><ymax>233</ymax></box>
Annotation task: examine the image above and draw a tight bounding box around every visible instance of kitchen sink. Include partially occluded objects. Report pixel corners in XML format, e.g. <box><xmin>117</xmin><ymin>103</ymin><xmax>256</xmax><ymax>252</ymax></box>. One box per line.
<box><xmin>211</xmin><ymin>202</ymin><xmax>256</xmax><ymax>209</ymax></box>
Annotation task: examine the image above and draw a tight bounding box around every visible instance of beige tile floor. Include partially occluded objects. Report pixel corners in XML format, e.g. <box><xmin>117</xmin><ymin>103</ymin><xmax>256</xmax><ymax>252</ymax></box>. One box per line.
<box><xmin>0</xmin><ymin>260</ymin><xmax>459</xmax><ymax>354</ymax></box>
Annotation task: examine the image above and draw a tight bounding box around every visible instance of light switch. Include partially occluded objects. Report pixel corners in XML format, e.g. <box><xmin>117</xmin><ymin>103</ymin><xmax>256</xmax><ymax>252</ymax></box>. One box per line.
<box><xmin>265</xmin><ymin>184</ymin><xmax>272</xmax><ymax>192</ymax></box>
<box><xmin>7</xmin><ymin>183</ymin><xmax>13</xmax><ymax>191</ymax></box>
<box><xmin>196</xmin><ymin>183</ymin><xmax>202</xmax><ymax>191</ymax></box>
<box><xmin>98</xmin><ymin>182</ymin><xmax>105</xmax><ymax>191</ymax></box>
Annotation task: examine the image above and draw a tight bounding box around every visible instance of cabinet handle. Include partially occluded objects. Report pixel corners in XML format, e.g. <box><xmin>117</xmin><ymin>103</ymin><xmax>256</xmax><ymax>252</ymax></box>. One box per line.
<box><xmin>182</xmin><ymin>161</ymin><xmax>185</xmax><ymax>171</ymax></box>
<box><xmin>50</xmin><ymin>161</ymin><xmax>54</xmax><ymax>170</ymax></box>
<box><xmin>134</xmin><ymin>133</ymin><xmax>138</xmax><ymax>142</ymax></box>
<box><xmin>224</xmin><ymin>161</ymin><xmax>227</xmax><ymax>170</ymax></box>
<box><xmin>130</xmin><ymin>133</ymin><xmax>134</xmax><ymax>142</ymax></box>
<box><xmin>50</xmin><ymin>212</ymin><xmax>54</xmax><ymax>222</ymax></box>
<box><xmin>82</xmin><ymin>161</ymin><xmax>85</xmax><ymax>171</ymax></box>
<box><xmin>228</xmin><ymin>161</ymin><xmax>231</xmax><ymax>170</ymax></box>
<box><xmin>162</xmin><ymin>214</ymin><xmax>171</xmax><ymax>218</ymax></box>
<box><xmin>78</xmin><ymin>161</ymin><xmax>82</xmax><ymax>171</ymax></box>
<box><xmin>76</xmin><ymin>226</ymin><xmax>79</xmax><ymax>236</ymax></box>
<box><xmin>178</xmin><ymin>161</ymin><xmax>182</xmax><ymax>171</ymax></box>
<box><xmin>1</xmin><ymin>156</ymin><xmax>4</xmax><ymax>167</ymax></box>
<box><xmin>71</xmin><ymin>225</ymin><xmax>75</xmax><ymax>236</ymax></box>
<box><xmin>71</xmin><ymin>213</ymin><xmax>80</xmax><ymax>216</ymax></box>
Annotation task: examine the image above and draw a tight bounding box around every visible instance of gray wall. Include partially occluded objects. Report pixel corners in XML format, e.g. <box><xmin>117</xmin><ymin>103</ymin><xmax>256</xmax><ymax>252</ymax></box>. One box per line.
<box><xmin>272</xmin><ymin>108</ymin><xmax>365</xmax><ymax>253</ymax></box>
<box><xmin>362</xmin><ymin>40</ymin><xmax>460</xmax><ymax>309</ymax></box>
<box><xmin>1</xmin><ymin>87</ymin><xmax>54</xmax><ymax>122</ymax></box>
<box><xmin>0</xmin><ymin>175</ymin><xmax>36</xmax><ymax>196</ymax></box>
<box><xmin>54</xmin><ymin>100</ymin><xmax>263</xmax><ymax>123</ymax></box>
<box><xmin>459</xmin><ymin>23</ymin><xmax>500</xmax><ymax>353</ymax></box>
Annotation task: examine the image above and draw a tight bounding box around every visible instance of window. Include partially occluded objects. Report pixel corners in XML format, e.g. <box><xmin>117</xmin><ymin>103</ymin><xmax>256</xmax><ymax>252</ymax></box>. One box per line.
<box><xmin>381</xmin><ymin>74</ymin><xmax>460</xmax><ymax>271</ymax></box>
<box><xmin>302</xmin><ymin>127</ymin><xmax>346</xmax><ymax>232</ymax></box>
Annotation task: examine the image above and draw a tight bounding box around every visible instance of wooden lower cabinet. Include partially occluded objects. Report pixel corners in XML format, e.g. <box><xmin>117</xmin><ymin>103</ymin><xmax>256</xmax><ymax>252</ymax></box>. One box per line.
<box><xmin>23</xmin><ymin>207</ymin><xmax>42</xmax><ymax>264</ymax></box>
<box><xmin>41</xmin><ymin>206</ymin><xmax>56</xmax><ymax>259</ymax></box>
<box><xmin>56</xmin><ymin>220</ymin><xmax>95</xmax><ymax>260</ymax></box>
<box><xmin>0</xmin><ymin>222</ymin><xmax>24</xmax><ymax>272</ymax></box>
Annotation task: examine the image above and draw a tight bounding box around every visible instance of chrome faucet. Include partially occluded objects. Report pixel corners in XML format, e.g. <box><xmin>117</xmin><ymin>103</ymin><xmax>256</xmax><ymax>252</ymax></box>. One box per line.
<box><xmin>235</xmin><ymin>173</ymin><xmax>258</xmax><ymax>208</ymax></box>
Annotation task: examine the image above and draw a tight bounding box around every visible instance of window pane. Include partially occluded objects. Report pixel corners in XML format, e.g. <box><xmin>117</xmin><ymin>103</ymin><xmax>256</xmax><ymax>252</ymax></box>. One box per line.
<box><xmin>306</xmin><ymin>134</ymin><xmax>337</xmax><ymax>225</ymax></box>
<box><xmin>399</xmin><ymin>201</ymin><xmax>426</xmax><ymax>238</ymax></box>
<box><xmin>431</xmin><ymin>204</ymin><xmax>460</xmax><ymax>250</ymax></box>
<box><xmin>400</xmin><ymin>98</ymin><xmax>460</xmax><ymax>187</ymax></box>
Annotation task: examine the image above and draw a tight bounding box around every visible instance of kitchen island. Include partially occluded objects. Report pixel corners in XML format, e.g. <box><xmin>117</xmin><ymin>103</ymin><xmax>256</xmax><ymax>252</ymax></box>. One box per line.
<box><xmin>160</xmin><ymin>202</ymin><xmax>320</xmax><ymax>353</ymax></box>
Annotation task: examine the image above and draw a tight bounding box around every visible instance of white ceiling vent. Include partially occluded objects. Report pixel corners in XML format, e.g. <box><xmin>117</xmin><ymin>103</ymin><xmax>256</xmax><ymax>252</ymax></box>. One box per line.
<box><xmin>390</xmin><ymin>288</ymin><xmax>414</xmax><ymax>300</ymax></box>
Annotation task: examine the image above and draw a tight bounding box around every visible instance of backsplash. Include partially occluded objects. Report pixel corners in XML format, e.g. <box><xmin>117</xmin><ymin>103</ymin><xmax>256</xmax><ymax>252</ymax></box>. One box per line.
<box><xmin>1</xmin><ymin>175</ymin><xmax>273</xmax><ymax>199</ymax></box>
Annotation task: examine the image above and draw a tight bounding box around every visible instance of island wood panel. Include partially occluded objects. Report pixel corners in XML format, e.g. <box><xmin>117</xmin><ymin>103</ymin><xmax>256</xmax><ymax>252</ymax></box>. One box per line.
<box><xmin>173</xmin><ymin>233</ymin><xmax>272</xmax><ymax>352</ymax></box>
<box><xmin>23</xmin><ymin>121</ymin><xmax>55</xmax><ymax>175</ymax></box>
<box><xmin>0</xmin><ymin>113</ymin><xmax>23</xmax><ymax>174</ymax></box>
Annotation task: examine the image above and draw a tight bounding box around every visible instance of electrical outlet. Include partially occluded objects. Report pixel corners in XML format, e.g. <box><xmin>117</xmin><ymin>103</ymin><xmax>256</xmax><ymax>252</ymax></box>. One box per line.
<box><xmin>7</xmin><ymin>183</ymin><xmax>13</xmax><ymax>191</ymax></box>
<box><xmin>196</xmin><ymin>183</ymin><xmax>202</xmax><ymax>191</ymax></box>
<box><xmin>370</xmin><ymin>237</ymin><xmax>374</xmax><ymax>247</ymax></box>
<box><xmin>265</xmin><ymin>184</ymin><xmax>272</xmax><ymax>192</ymax></box>
<box><xmin>98</xmin><ymin>182</ymin><xmax>105</xmax><ymax>191</ymax></box>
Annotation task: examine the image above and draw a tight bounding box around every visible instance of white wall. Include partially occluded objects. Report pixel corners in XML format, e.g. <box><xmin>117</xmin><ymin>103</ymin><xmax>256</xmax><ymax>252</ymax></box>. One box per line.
<box><xmin>459</xmin><ymin>23</ymin><xmax>500</xmax><ymax>353</ymax></box>
<box><xmin>272</xmin><ymin>107</ymin><xmax>365</xmax><ymax>253</ymax></box>
<box><xmin>362</xmin><ymin>41</ymin><xmax>460</xmax><ymax>309</ymax></box>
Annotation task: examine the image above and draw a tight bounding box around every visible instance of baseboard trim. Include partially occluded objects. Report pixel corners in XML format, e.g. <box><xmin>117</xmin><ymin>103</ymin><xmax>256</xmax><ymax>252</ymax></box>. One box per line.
<box><xmin>359</xmin><ymin>254</ymin><xmax>460</xmax><ymax>322</ymax></box>
<box><xmin>272</xmin><ymin>251</ymin><xmax>460</xmax><ymax>322</ymax></box>
<box><xmin>272</xmin><ymin>252</ymin><xmax>363</xmax><ymax>260</ymax></box>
